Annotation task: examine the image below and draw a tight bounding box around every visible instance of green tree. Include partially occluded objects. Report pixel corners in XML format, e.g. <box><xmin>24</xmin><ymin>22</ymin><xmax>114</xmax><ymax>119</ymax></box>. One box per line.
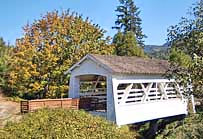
<box><xmin>169</xmin><ymin>48</ymin><xmax>192</xmax><ymax>68</ymax></box>
<box><xmin>167</xmin><ymin>0</ymin><xmax>203</xmax><ymax>98</ymax></box>
<box><xmin>7</xmin><ymin>10</ymin><xmax>114</xmax><ymax>99</ymax></box>
<box><xmin>0</xmin><ymin>37</ymin><xmax>12</xmax><ymax>89</ymax></box>
<box><xmin>113</xmin><ymin>31</ymin><xmax>146</xmax><ymax>57</ymax></box>
<box><xmin>113</xmin><ymin>0</ymin><xmax>146</xmax><ymax>46</ymax></box>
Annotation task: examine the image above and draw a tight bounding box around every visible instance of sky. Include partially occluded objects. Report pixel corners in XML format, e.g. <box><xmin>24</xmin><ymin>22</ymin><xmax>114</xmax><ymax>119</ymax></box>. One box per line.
<box><xmin>0</xmin><ymin>0</ymin><xmax>196</xmax><ymax>45</ymax></box>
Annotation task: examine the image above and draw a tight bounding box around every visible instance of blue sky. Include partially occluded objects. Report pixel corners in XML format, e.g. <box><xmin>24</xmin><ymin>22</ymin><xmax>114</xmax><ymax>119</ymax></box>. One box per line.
<box><xmin>0</xmin><ymin>0</ymin><xmax>196</xmax><ymax>45</ymax></box>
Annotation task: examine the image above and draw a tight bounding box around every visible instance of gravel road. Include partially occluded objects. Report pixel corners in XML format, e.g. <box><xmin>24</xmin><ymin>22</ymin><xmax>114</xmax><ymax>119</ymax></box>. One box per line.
<box><xmin>0</xmin><ymin>93</ymin><xmax>21</xmax><ymax>128</ymax></box>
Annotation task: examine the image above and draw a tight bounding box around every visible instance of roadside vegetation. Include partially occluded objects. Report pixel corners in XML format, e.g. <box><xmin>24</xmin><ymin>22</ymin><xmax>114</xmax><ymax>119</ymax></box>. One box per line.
<box><xmin>0</xmin><ymin>109</ymin><xmax>138</xmax><ymax>139</ymax></box>
<box><xmin>156</xmin><ymin>113</ymin><xmax>203</xmax><ymax>139</ymax></box>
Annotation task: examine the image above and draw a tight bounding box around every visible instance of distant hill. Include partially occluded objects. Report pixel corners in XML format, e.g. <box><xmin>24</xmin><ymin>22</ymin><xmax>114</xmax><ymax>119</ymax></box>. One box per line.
<box><xmin>144</xmin><ymin>43</ymin><xmax>170</xmax><ymax>60</ymax></box>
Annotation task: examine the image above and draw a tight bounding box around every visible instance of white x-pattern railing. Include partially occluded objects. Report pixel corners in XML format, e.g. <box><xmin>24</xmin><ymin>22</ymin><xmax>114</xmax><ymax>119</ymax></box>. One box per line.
<box><xmin>112</xmin><ymin>79</ymin><xmax>184</xmax><ymax>106</ymax></box>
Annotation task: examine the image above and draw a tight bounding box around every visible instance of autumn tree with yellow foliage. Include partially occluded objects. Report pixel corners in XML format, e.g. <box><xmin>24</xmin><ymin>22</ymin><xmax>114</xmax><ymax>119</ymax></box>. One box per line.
<box><xmin>7</xmin><ymin>10</ymin><xmax>114</xmax><ymax>99</ymax></box>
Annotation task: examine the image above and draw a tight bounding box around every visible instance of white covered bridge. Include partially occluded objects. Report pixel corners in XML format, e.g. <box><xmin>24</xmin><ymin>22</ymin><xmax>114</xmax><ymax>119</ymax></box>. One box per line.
<box><xmin>67</xmin><ymin>54</ymin><xmax>188</xmax><ymax>126</ymax></box>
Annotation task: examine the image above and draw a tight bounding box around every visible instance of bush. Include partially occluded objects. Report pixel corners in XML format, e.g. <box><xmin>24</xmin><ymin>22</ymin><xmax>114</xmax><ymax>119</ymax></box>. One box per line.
<box><xmin>156</xmin><ymin>113</ymin><xmax>203</xmax><ymax>139</ymax></box>
<box><xmin>0</xmin><ymin>109</ymin><xmax>138</xmax><ymax>139</ymax></box>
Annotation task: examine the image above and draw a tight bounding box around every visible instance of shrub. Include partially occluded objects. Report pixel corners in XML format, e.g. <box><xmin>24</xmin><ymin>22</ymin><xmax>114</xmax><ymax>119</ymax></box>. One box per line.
<box><xmin>0</xmin><ymin>109</ymin><xmax>137</xmax><ymax>139</ymax></box>
<box><xmin>156</xmin><ymin>113</ymin><xmax>203</xmax><ymax>139</ymax></box>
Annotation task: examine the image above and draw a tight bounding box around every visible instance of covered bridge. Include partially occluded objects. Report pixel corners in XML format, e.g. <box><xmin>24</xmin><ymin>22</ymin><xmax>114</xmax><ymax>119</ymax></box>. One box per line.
<box><xmin>66</xmin><ymin>54</ymin><xmax>188</xmax><ymax>126</ymax></box>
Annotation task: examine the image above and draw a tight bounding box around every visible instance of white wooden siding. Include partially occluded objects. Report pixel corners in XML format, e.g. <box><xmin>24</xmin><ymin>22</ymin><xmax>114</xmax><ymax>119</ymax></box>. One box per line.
<box><xmin>112</xmin><ymin>78</ymin><xmax>188</xmax><ymax>126</ymax></box>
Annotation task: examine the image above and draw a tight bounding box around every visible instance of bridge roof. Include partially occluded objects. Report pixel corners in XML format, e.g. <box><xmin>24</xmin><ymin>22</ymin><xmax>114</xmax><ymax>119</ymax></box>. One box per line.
<box><xmin>67</xmin><ymin>54</ymin><xmax>170</xmax><ymax>75</ymax></box>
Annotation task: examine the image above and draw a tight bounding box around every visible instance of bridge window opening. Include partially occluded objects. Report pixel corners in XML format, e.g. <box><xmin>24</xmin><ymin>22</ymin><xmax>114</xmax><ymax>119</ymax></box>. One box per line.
<box><xmin>78</xmin><ymin>75</ymin><xmax>107</xmax><ymax>113</ymax></box>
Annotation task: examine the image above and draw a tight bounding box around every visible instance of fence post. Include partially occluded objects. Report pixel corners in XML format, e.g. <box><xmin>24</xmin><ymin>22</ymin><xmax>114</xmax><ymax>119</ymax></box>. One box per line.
<box><xmin>191</xmin><ymin>94</ymin><xmax>196</xmax><ymax>113</ymax></box>
<box><xmin>61</xmin><ymin>99</ymin><xmax>63</xmax><ymax>108</ymax></box>
<box><xmin>20</xmin><ymin>100</ymin><xmax>29</xmax><ymax>113</ymax></box>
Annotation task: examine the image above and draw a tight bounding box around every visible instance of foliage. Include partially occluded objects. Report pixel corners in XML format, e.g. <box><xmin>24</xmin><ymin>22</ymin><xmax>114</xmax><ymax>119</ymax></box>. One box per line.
<box><xmin>0</xmin><ymin>37</ymin><xmax>12</xmax><ymax>89</ymax></box>
<box><xmin>169</xmin><ymin>48</ymin><xmax>192</xmax><ymax>68</ymax></box>
<box><xmin>190</xmin><ymin>55</ymin><xmax>203</xmax><ymax>97</ymax></box>
<box><xmin>167</xmin><ymin>0</ymin><xmax>203</xmax><ymax>97</ymax></box>
<box><xmin>113</xmin><ymin>0</ymin><xmax>146</xmax><ymax>47</ymax></box>
<box><xmin>0</xmin><ymin>109</ymin><xmax>138</xmax><ymax>139</ymax></box>
<box><xmin>6</xmin><ymin>10</ymin><xmax>114</xmax><ymax>99</ymax></box>
<box><xmin>156</xmin><ymin>113</ymin><xmax>203</xmax><ymax>139</ymax></box>
<box><xmin>112</xmin><ymin>0</ymin><xmax>146</xmax><ymax>57</ymax></box>
<box><xmin>113</xmin><ymin>31</ymin><xmax>146</xmax><ymax>57</ymax></box>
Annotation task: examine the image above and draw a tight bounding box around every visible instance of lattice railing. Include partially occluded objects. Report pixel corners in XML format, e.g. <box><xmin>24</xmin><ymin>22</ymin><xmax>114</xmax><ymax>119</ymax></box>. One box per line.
<box><xmin>113</xmin><ymin>79</ymin><xmax>184</xmax><ymax>105</ymax></box>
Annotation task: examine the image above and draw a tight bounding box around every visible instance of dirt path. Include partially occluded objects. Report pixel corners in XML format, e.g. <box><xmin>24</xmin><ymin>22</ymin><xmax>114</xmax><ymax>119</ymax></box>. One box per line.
<box><xmin>0</xmin><ymin>93</ymin><xmax>21</xmax><ymax>128</ymax></box>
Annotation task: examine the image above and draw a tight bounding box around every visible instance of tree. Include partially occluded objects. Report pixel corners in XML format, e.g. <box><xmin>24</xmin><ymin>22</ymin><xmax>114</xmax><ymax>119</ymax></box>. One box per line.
<box><xmin>167</xmin><ymin>0</ymin><xmax>203</xmax><ymax>98</ymax></box>
<box><xmin>113</xmin><ymin>31</ymin><xmax>146</xmax><ymax>57</ymax></box>
<box><xmin>7</xmin><ymin>10</ymin><xmax>114</xmax><ymax>99</ymax></box>
<box><xmin>169</xmin><ymin>48</ymin><xmax>192</xmax><ymax>68</ymax></box>
<box><xmin>113</xmin><ymin>0</ymin><xmax>146</xmax><ymax>46</ymax></box>
<box><xmin>0</xmin><ymin>37</ymin><xmax>12</xmax><ymax>89</ymax></box>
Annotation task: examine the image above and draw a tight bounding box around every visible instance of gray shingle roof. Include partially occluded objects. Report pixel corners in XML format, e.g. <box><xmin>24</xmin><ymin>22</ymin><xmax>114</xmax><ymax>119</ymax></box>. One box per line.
<box><xmin>89</xmin><ymin>54</ymin><xmax>169</xmax><ymax>74</ymax></box>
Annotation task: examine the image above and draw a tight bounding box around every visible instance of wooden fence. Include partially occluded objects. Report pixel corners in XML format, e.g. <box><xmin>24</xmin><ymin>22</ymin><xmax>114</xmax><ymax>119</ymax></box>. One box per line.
<box><xmin>21</xmin><ymin>98</ymin><xmax>79</xmax><ymax>113</ymax></box>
